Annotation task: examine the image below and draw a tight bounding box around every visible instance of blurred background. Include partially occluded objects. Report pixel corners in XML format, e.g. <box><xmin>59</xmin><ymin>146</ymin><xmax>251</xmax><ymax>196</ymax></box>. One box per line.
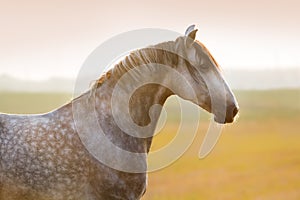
<box><xmin>0</xmin><ymin>0</ymin><xmax>299</xmax><ymax>199</ymax></box>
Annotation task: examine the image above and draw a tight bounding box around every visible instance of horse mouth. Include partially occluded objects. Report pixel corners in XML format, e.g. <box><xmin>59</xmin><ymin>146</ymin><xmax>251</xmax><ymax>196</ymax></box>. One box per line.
<box><xmin>214</xmin><ymin>116</ymin><xmax>234</xmax><ymax>124</ymax></box>
<box><xmin>214</xmin><ymin>105</ymin><xmax>239</xmax><ymax>124</ymax></box>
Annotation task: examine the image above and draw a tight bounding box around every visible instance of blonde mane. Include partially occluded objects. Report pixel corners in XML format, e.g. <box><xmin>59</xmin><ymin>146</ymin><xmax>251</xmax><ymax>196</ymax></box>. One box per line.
<box><xmin>91</xmin><ymin>40</ymin><xmax>179</xmax><ymax>90</ymax></box>
<box><xmin>91</xmin><ymin>38</ymin><xmax>219</xmax><ymax>90</ymax></box>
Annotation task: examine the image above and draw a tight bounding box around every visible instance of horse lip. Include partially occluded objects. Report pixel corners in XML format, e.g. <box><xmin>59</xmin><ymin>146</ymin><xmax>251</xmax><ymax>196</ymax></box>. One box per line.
<box><xmin>213</xmin><ymin>104</ymin><xmax>239</xmax><ymax>124</ymax></box>
<box><xmin>214</xmin><ymin>115</ymin><xmax>234</xmax><ymax>124</ymax></box>
<box><xmin>214</xmin><ymin>116</ymin><xmax>226</xmax><ymax>124</ymax></box>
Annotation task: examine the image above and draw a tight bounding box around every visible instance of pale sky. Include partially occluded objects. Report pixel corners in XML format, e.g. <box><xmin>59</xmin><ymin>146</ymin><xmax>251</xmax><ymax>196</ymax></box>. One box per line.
<box><xmin>0</xmin><ymin>0</ymin><xmax>300</xmax><ymax>80</ymax></box>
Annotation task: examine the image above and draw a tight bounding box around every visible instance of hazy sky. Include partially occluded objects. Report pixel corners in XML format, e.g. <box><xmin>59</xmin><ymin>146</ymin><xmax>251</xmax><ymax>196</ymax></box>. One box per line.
<box><xmin>0</xmin><ymin>0</ymin><xmax>300</xmax><ymax>80</ymax></box>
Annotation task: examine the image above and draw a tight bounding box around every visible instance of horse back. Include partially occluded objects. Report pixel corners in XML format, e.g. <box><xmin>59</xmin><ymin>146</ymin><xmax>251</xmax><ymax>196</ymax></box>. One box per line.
<box><xmin>0</xmin><ymin>110</ymin><xmax>96</xmax><ymax>199</ymax></box>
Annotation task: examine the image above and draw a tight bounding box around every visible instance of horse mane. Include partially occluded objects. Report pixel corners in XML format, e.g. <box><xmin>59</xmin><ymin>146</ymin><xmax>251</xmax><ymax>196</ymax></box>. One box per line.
<box><xmin>195</xmin><ymin>40</ymin><xmax>220</xmax><ymax>68</ymax></box>
<box><xmin>90</xmin><ymin>40</ymin><xmax>179</xmax><ymax>90</ymax></box>
<box><xmin>90</xmin><ymin>38</ymin><xmax>219</xmax><ymax>90</ymax></box>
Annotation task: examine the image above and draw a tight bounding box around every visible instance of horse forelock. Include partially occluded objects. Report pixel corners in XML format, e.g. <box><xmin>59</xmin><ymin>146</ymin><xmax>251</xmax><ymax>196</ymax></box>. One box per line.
<box><xmin>195</xmin><ymin>40</ymin><xmax>220</xmax><ymax>69</ymax></box>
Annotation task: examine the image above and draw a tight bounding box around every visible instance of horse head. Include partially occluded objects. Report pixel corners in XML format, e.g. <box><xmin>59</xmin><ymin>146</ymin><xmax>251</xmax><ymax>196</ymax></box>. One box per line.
<box><xmin>173</xmin><ymin>25</ymin><xmax>239</xmax><ymax>124</ymax></box>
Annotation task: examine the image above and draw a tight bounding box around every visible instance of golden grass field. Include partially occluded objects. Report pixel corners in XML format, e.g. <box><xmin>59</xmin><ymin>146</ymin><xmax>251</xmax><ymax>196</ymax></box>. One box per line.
<box><xmin>0</xmin><ymin>90</ymin><xmax>299</xmax><ymax>199</ymax></box>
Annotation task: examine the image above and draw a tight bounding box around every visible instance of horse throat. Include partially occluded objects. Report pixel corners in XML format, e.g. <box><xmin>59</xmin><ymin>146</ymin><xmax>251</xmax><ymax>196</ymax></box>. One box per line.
<box><xmin>129</xmin><ymin>83</ymin><xmax>173</xmax><ymax>126</ymax></box>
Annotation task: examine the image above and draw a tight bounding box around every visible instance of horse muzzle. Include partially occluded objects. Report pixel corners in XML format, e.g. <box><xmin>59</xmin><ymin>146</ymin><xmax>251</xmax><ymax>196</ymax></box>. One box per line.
<box><xmin>214</xmin><ymin>103</ymin><xmax>239</xmax><ymax>124</ymax></box>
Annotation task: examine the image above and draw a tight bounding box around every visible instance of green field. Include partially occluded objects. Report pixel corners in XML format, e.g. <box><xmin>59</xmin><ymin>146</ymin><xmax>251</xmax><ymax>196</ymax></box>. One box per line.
<box><xmin>0</xmin><ymin>90</ymin><xmax>300</xmax><ymax>199</ymax></box>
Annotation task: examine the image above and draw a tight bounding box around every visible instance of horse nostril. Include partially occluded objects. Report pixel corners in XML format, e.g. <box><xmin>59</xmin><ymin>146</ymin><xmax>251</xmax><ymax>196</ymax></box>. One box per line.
<box><xmin>232</xmin><ymin>106</ymin><xmax>239</xmax><ymax>117</ymax></box>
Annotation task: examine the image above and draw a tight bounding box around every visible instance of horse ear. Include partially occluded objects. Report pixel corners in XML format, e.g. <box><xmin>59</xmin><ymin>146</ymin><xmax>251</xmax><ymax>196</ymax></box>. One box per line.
<box><xmin>185</xmin><ymin>24</ymin><xmax>196</xmax><ymax>36</ymax></box>
<box><xmin>185</xmin><ymin>25</ymin><xmax>198</xmax><ymax>47</ymax></box>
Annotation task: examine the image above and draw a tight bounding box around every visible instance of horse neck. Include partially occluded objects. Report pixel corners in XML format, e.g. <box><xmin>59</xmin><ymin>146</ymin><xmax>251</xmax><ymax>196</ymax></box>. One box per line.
<box><xmin>92</xmin><ymin>79</ymin><xmax>172</xmax><ymax>153</ymax></box>
<box><xmin>90</xmin><ymin>47</ymin><xmax>176</xmax><ymax>153</ymax></box>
